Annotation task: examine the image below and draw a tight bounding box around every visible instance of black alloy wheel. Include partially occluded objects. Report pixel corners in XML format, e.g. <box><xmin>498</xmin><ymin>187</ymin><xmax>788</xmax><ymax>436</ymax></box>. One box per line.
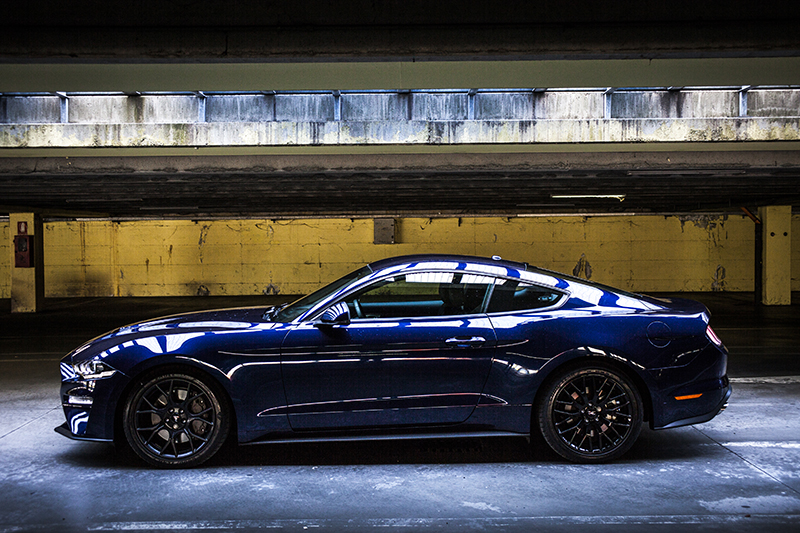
<box><xmin>123</xmin><ymin>370</ymin><xmax>230</xmax><ymax>468</ymax></box>
<box><xmin>538</xmin><ymin>366</ymin><xmax>643</xmax><ymax>463</ymax></box>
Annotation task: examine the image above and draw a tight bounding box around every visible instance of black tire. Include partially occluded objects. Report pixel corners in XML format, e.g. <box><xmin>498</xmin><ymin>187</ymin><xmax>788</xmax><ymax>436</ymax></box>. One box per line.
<box><xmin>537</xmin><ymin>366</ymin><xmax>643</xmax><ymax>463</ymax></box>
<box><xmin>122</xmin><ymin>370</ymin><xmax>230</xmax><ymax>468</ymax></box>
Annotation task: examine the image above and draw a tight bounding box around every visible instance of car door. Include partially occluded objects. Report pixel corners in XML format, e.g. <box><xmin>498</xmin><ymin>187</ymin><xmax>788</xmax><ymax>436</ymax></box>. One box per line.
<box><xmin>280</xmin><ymin>271</ymin><xmax>498</xmax><ymax>430</ymax></box>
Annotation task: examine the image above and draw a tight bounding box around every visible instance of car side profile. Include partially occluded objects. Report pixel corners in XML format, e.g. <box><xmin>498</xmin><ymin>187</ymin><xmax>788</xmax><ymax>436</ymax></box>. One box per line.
<box><xmin>57</xmin><ymin>254</ymin><xmax>731</xmax><ymax>467</ymax></box>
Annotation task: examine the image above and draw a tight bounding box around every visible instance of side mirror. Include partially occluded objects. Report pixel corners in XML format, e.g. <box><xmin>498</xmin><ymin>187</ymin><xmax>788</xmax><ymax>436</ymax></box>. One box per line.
<box><xmin>314</xmin><ymin>302</ymin><xmax>350</xmax><ymax>327</ymax></box>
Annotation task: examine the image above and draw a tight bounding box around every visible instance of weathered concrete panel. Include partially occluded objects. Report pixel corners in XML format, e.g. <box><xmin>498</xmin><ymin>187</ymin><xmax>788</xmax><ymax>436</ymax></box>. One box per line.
<box><xmin>0</xmin><ymin>96</ymin><xmax>60</xmax><ymax>124</ymax></box>
<box><xmin>679</xmin><ymin>90</ymin><xmax>739</xmax><ymax>118</ymax></box>
<box><xmin>749</xmin><ymin>89</ymin><xmax>800</xmax><ymax>117</ymax></box>
<box><xmin>535</xmin><ymin>92</ymin><xmax>604</xmax><ymax>119</ymax></box>
<box><xmin>475</xmin><ymin>92</ymin><xmax>534</xmax><ymax>120</ymax></box>
<box><xmin>68</xmin><ymin>96</ymin><xmax>133</xmax><ymax>123</ymax></box>
<box><xmin>275</xmin><ymin>94</ymin><xmax>334</xmax><ymax>121</ymax></box>
<box><xmin>68</xmin><ymin>95</ymin><xmax>201</xmax><ymax>124</ymax></box>
<box><xmin>611</xmin><ymin>90</ymin><xmax>739</xmax><ymax>119</ymax></box>
<box><xmin>612</xmin><ymin>91</ymin><xmax>677</xmax><ymax>118</ymax></box>
<box><xmin>139</xmin><ymin>96</ymin><xmax>201</xmax><ymax>123</ymax></box>
<box><xmin>342</xmin><ymin>93</ymin><xmax>410</xmax><ymax>121</ymax></box>
<box><xmin>206</xmin><ymin>94</ymin><xmax>275</xmax><ymax>122</ymax></box>
<box><xmin>410</xmin><ymin>93</ymin><xmax>468</xmax><ymax>121</ymax></box>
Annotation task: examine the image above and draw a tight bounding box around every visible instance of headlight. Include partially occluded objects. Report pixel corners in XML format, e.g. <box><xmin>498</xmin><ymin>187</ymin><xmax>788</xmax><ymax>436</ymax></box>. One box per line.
<box><xmin>73</xmin><ymin>358</ymin><xmax>117</xmax><ymax>380</ymax></box>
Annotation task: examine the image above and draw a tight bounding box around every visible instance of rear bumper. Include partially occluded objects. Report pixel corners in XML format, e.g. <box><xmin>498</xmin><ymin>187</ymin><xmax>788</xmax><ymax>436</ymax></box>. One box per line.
<box><xmin>654</xmin><ymin>381</ymin><xmax>731</xmax><ymax>430</ymax></box>
<box><xmin>648</xmin><ymin>339</ymin><xmax>731</xmax><ymax>429</ymax></box>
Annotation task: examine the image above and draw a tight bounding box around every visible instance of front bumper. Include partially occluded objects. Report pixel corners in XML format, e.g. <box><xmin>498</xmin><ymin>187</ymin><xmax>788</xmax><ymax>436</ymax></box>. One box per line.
<box><xmin>54</xmin><ymin>421</ymin><xmax>113</xmax><ymax>443</ymax></box>
<box><xmin>57</xmin><ymin>362</ymin><xmax>128</xmax><ymax>442</ymax></box>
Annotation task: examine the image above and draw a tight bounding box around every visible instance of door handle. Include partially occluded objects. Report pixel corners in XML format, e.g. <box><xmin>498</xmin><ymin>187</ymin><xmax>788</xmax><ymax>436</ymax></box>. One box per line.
<box><xmin>445</xmin><ymin>336</ymin><xmax>486</xmax><ymax>348</ymax></box>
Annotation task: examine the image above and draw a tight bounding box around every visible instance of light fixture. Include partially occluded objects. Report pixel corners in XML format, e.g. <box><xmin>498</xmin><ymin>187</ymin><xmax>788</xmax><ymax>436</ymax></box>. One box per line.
<box><xmin>551</xmin><ymin>194</ymin><xmax>626</xmax><ymax>202</ymax></box>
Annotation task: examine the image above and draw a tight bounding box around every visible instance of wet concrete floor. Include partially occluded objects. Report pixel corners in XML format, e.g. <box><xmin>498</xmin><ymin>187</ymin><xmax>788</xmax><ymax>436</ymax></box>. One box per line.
<box><xmin>1</xmin><ymin>293</ymin><xmax>799</xmax><ymax>532</ymax></box>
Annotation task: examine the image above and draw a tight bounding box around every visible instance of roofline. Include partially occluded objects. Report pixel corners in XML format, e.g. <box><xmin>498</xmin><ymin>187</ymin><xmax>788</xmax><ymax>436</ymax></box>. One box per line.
<box><xmin>366</xmin><ymin>254</ymin><xmax>529</xmax><ymax>272</ymax></box>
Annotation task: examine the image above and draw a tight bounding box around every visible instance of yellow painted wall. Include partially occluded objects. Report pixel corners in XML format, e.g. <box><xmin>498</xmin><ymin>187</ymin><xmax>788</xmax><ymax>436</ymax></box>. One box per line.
<box><xmin>1</xmin><ymin>214</ymin><xmax>797</xmax><ymax>298</ymax></box>
<box><xmin>793</xmin><ymin>214</ymin><xmax>800</xmax><ymax>292</ymax></box>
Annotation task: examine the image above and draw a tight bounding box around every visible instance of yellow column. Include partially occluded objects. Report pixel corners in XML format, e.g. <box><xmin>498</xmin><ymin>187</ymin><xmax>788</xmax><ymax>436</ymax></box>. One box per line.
<box><xmin>9</xmin><ymin>213</ymin><xmax>44</xmax><ymax>313</ymax></box>
<box><xmin>759</xmin><ymin>206</ymin><xmax>792</xmax><ymax>305</ymax></box>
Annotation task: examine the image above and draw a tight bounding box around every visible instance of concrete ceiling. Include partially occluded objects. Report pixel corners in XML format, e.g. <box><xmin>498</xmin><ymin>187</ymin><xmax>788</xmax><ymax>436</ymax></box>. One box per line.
<box><xmin>2</xmin><ymin>151</ymin><xmax>798</xmax><ymax>218</ymax></box>
<box><xmin>2</xmin><ymin>1</ymin><xmax>800</xmax><ymax>91</ymax></box>
<box><xmin>2</xmin><ymin>1</ymin><xmax>799</xmax><ymax>218</ymax></box>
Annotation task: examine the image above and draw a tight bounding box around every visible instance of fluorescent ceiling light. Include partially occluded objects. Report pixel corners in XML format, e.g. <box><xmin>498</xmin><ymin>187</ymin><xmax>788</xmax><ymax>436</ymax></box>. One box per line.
<box><xmin>551</xmin><ymin>194</ymin><xmax>626</xmax><ymax>202</ymax></box>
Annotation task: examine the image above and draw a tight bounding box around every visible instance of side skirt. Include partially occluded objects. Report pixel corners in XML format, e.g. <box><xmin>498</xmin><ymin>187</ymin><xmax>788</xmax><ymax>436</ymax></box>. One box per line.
<box><xmin>241</xmin><ymin>431</ymin><xmax>526</xmax><ymax>446</ymax></box>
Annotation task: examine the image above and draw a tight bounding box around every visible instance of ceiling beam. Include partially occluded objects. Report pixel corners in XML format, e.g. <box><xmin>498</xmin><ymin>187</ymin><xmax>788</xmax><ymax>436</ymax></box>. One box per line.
<box><xmin>3</xmin><ymin>58</ymin><xmax>800</xmax><ymax>93</ymax></box>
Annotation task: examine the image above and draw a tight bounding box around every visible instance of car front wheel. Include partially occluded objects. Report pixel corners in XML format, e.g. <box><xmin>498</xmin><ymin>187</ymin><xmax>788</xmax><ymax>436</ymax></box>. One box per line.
<box><xmin>123</xmin><ymin>370</ymin><xmax>230</xmax><ymax>468</ymax></box>
<box><xmin>538</xmin><ymin>366</ymin><xmax>643</xmax><ymax>463</ymax></box>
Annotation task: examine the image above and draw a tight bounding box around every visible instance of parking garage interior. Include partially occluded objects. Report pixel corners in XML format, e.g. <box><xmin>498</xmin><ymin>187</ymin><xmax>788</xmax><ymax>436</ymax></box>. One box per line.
<box><xmin>1</xmin><ymin>2</ymin><xmax>800</xmax><ymax>532</ymax></box>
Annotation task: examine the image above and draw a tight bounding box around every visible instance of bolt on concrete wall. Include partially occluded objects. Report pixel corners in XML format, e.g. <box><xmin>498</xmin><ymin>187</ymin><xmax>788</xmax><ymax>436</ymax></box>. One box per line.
<box><xmin>2</xmin><ymin>214</ymin><xmax>797</xmax><ymax>299</ymax></box>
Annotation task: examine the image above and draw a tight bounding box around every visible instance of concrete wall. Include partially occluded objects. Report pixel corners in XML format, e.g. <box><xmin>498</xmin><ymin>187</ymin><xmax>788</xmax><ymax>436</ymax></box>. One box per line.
<box><xmin>2</xmin><ymin>89</ymin><xmax>799</xmax><ymax>149</ymax></box>
<box><xmin>4</xmin><ymin>89</ymin><xmax>798</xmax><ymax>126</ymax></box>
<box><xmin>2</xmin><ymin>214</ymin><xmax>798</xmax><ymax>299</ymax></box>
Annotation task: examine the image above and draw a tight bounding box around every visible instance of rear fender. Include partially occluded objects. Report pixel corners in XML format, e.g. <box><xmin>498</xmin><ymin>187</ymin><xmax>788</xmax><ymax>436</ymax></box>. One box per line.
<box><xmin>533</xmin><ymin>347</ymin><xmax>655</xmax><ymax>424</ymax></box>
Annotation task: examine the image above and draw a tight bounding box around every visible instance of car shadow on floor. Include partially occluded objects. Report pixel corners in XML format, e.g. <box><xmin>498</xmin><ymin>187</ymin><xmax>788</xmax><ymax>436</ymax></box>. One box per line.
<box><xmin>57</xmin><ymin>426</ymin><xmax>713</xmax><ymax>469</ymax></box>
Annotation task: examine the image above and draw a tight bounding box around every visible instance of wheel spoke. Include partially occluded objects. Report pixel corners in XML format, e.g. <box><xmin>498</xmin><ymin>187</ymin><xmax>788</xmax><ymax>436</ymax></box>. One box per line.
<box><xmin>187</xmin><ymin>411</ymin><xmax>214</xmax><ymax>424</ymax></box>
<box><xmin>184</xmin><ymin>391</ymin><xmax>205</xmax><ymax>406</ymax></box>
<box><xmin>186</xmin><ymin>428</ymin><xmax>210</xmax><ymax>443</ymax></box>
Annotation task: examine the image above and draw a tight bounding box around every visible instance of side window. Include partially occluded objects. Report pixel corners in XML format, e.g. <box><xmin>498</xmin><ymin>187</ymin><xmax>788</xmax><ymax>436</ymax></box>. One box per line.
<box><xmin>343</xmin><ymin>272</ymin><xmax>493</xmax><ymax>319</ymax></box>
<box><xmin>487</xmin><ymin>280</ymin><xmax>562</xmax><ymax>313</ymax></box>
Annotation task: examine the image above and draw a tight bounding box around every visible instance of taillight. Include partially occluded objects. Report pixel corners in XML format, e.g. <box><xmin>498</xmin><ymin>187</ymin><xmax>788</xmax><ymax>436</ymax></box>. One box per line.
<box><xmin>706</xmin><ymin>325</ymin><xmax>723</xmax><ymax>347</ymax></box>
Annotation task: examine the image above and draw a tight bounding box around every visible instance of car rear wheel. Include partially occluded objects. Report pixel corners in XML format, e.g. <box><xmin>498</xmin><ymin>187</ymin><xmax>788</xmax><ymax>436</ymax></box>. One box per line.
<box><xmin>538</xmin><ymin>366</ymin><xmax>642</xmax><ymax>463</ymax></box>
<box><xmin>123</xmin><ymin>370</ymin><xmax>230</xmax><ymax>468</ymax></box>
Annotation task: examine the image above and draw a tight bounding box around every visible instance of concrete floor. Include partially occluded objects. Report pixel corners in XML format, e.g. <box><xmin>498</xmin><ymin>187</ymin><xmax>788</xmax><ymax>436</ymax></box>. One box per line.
<box><xmin>1</xmin><ymin>293</ymin><xmax>799</xmax><ymax>532</ymax></box>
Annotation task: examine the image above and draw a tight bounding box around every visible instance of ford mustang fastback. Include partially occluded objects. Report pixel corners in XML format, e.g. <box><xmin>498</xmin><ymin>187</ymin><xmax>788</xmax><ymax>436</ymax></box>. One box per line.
<box><xmin>57</xmin><ymin>254</ymin><xmax>730</xmax><ymax>467</ymax></box>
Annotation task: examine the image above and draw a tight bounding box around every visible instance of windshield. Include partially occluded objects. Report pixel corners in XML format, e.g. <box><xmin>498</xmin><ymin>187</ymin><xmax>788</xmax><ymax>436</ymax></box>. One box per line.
<box><xmin>272</xmin><ymin>265</ymin><xmax>373</xmax><ymax>322</ymax></box>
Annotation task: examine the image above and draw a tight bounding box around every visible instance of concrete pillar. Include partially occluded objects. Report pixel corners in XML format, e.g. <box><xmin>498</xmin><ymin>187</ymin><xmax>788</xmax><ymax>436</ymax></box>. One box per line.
<box><xmin>9</xmin><ymin>213</ymin><xmax>44</xmax><ymax>313</ymax></box>
<box><xmin>759</xmin><ymin>206</ymin><xmax>792</xmax><ymax>305</ymax></box>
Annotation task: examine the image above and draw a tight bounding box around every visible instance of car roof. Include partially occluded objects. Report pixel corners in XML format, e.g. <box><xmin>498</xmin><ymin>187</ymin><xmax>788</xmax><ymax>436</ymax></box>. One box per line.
<box><xmin>367</xmin><ymin>254</ymin><xmax>529</xmax><ymax>273</ymax></box>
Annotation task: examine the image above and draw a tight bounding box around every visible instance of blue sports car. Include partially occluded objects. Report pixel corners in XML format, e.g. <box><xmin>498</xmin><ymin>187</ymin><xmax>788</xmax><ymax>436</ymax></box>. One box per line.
<box><xmin>57</xmin><ymin>254</ymin><xmax>731</xmax><ymax>467</ymax></box>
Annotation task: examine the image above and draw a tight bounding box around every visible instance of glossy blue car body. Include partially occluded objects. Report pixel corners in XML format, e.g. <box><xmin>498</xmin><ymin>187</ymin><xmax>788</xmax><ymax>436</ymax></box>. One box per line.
<box><xmin>57</xmin><ymin>254</ymin><xmax>730</xmax><ymax>465</ymax></box>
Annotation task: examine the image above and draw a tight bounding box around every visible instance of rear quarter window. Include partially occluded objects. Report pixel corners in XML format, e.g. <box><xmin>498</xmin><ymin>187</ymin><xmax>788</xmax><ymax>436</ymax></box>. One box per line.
<box><xmin>487</xmin><ymin>281</ymin><xmax>563</xmax><ymax>313</ymax></box>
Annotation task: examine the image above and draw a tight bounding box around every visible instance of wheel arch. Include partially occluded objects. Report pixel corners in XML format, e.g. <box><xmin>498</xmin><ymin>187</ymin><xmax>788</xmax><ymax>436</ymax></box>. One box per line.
<box><xmin>112</xmin><ymin>359</ymin><xmax>238</xmax><ymax>448</ymax></box>
<box><xmin>532</xmin><ymin>348</ymin><xmax>654</xmax><ymax>427</ymax></box>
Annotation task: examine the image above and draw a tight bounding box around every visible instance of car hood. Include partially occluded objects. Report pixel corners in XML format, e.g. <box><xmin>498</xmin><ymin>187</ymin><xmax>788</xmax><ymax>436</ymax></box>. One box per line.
<box><xmin>67</xmin><ymin>306</ymin><xmax>282</xmax><ymax>363</ymax></box>
<box><xmin>112</xmin><ymin>306</ymin><xmax>272</xmax><ymax>334</ymax></box>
